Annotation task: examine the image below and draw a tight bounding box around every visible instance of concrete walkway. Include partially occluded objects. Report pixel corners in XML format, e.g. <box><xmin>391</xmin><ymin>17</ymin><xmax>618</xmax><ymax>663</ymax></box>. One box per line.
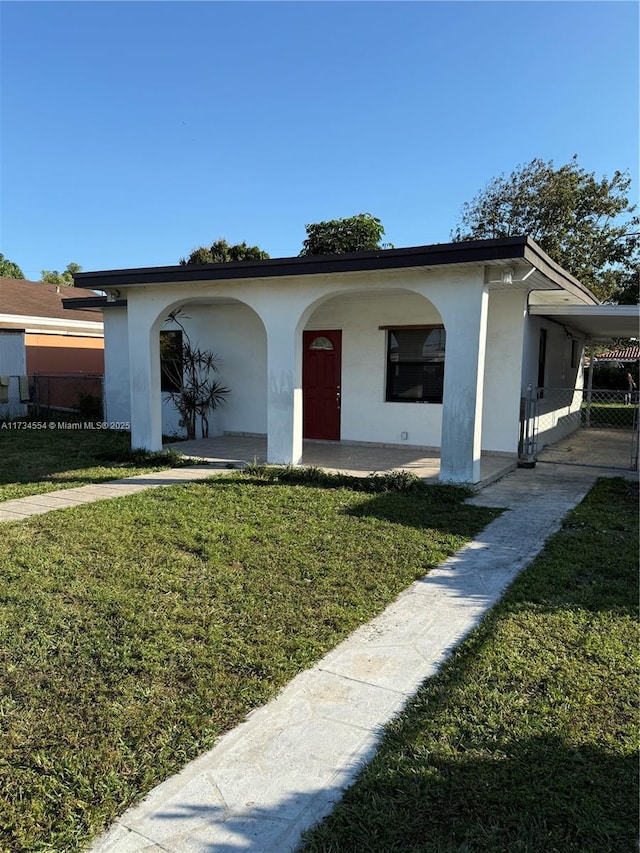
<box><xmin>78</xmin><ymin>461</ymin><xmax>636</xmax><ymax>853</ymax></box>
<box><xmin>1</xmin><ymin>460</ymin><xmax>635</xmax><ymax>852</ymax></box>
<box><xmin>0</xmin><ymin>465</ymin><xmax>219</xmax><ymax>522</ymax></box>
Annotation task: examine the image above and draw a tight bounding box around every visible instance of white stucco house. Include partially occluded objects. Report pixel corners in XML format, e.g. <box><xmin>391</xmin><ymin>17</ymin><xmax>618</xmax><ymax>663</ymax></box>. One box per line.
<box><xmin>65</xmin><ymin>237</ymin><xmax>639</xmax><ymax>485</ymax></box>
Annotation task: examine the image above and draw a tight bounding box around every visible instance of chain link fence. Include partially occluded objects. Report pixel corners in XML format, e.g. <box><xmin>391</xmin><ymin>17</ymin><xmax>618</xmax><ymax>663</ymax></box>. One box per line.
<box><xmin>520</xmin><ymin>387</ymin><xmax>639</xmax><ymax>471</ymax></box>
<box><xmin>0</xmin><ymin>376</ymin><xmax>30</xmax><ymax>421</ymax></box>
<box><xmin>0</xmin><ymin>374</ymin><xmax>104</xmax><ymax>422</ymax></box>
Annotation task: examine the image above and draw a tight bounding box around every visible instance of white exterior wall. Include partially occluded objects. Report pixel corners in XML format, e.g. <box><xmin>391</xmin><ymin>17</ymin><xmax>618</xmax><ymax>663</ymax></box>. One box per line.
<box><xmin>103</xmin><ymin>308</ymin><xmax>130</xmax><ymax>425</ymax></box>
<box><xmin>522</xmin><ymin>315</ymin><xmax>586</xmax><ymax>448</ymax></box>
<box><xmin>161</xmin><ymin>303</ymin><xmax>267</xmax><ymax>439</ymax></box>
<box><xmin>0</xmin><ymin>329</ymin><xmax>26</xmax><ymax>375</ymax></box>
<box><xmin>481</xmin><ymin>290</ymin><xmax>528</xmax><ymax>454</ymax></box>
<box><xmin>522</xmin><ymin>314</ymin><xmax>584</xmax><ymax>391</ymax></box>
<box><xmin>105</xmin><ymin>303</ymin><xmax>266</xmax><ymax>439</ymax></box>
<box><xmin>0</xmin><ymin>330</ymin><xmax>27</xmax><ymax>420</ymax></box>
<box><xmin>306</xmin><ymin>292</ymin><xmax>443</xmax><ymax>447</ymax></box>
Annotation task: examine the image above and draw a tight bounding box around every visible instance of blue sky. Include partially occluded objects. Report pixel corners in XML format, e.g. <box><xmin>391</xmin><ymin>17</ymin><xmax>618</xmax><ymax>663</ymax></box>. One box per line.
<box><xmin>1</xmin><ymin>1</ymin><xmax>638</xmax><ymax>279</ymax></box>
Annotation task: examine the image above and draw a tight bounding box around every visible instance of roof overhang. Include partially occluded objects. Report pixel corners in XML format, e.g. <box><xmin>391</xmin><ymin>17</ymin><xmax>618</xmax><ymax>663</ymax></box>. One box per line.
<box><xmin>529</xmin><ymin>304</ymin><xmax>639</xmax><ymax>342</ymax></box>
<box><xmin>72</xmin><ymin>236</ymin><xmax>599</xmax><ymax>307</ymax></box>
<box><xmin>63</xmin><ymin>296</ymin><xmax>126</xmax><ymax>311</ymax></box>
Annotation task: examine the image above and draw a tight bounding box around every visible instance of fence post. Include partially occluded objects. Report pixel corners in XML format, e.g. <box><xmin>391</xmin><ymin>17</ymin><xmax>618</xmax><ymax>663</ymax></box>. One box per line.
<box><xmin>585</xmin><ymin>347</ymin><xmax>595</xmax><ymax>428</ymax></box>
<box><xmin>32</xmin><ymin>373</ymin><xmax>40</xmax><ymax>417</ymax></box>
<box><xmin>518</xmin><ymin>383</ymin><xmax>536</xmax><ymax>468</ymax></box>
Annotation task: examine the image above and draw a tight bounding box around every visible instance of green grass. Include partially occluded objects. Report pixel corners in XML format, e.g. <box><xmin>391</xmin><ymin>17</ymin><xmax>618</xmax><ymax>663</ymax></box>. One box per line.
<box><xmin>0</xmin><ymin>429</ymin><xmax>189</xmax><ymax>502</ymax></box>
<box><xmin>299</xmin><ymin>477</ymin><xmax>639</xmax><ymax>853</ymax></box>
<box><xmin>0</xmin><ymin>474</ymin><xmax>499</xmax><ymax>853</ymax></box>
<box><xmin>581</xmin><ymin>402</ymin><xmax>637</xmax><ymax>428</ymax></box>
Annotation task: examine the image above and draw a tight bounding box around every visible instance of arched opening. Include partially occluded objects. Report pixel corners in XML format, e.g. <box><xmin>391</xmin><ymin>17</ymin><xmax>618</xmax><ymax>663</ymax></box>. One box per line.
<box><xmin>302</xmin><ymin>288</ymin><xmax>445</xmax><ymax>447</ymax></box>
<box><xmin>150</xmin><ymin>296</ymin><xmax>267</xmax><ymax>441</ymax></box>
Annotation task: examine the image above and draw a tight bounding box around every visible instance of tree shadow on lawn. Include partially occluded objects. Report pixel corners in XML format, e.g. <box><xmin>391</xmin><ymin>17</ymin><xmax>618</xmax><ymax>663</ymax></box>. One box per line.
<box><xmin>298</xmin><ymin>735</ymin><xmax>638</xmax><ymax>853</ymax></box>
<box><xmin>298</xmin><ymin>481</ymin><xmax>639</xmax><ymax>851</ymax></box>
<box><xmin>95</xmin><ymin>735</ymin><xmax>636</xmax><ymax>853</ymax></box>
<box><xmin>0</xmin><ymin>430</ymin><xmax>123</xmax><ymax>481</ymax></box>
<box><xmin>0</xmin><ymin>430</ymin><xmax>185</xmax><ymax>495</ymax></box>
<box><xmin>236</xmin><ymin>473</ymin><xmax>500</xmax><ymax>537</ymax></box>
<box><xmin>339</xmin><ymin>477</ymin><xmax>638</xmax><ymax>618</ymax></box>
<box><xmin>344</xmin><ymin>489</ymin><xmax>502</xmax><ymax>536</ymax></box>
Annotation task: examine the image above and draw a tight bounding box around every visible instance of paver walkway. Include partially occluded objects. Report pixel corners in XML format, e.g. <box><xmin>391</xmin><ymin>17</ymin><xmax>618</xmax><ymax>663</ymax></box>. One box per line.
<box><xmin>0</xmin><ymin>465</ymin><xmax>218</xmax><ymax>522</ymax></box>
<box><xmin>2</xmin><ymin>460</ymin><xmax>636</xmax><ymax>852</ymax></box>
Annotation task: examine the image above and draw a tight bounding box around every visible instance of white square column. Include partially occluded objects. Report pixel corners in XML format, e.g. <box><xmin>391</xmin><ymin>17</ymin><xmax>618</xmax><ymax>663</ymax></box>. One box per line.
<box><xmin>265</xmin><ymin>320</ymin><xmax>303</xmax><ymax>465</ymax></box>
<box><xmin>127</xmin><ymin>297</ymin><xmax>163</xmax><ymax>451</ymax></box>
<box><xmin>439</xmin><ymin>283</ymin><xmax>489</xmax><ymax>484</ymax></box>
<box><xmin>481</xmin><ymin>290</ymin><xmax>528</xmax><ymax>454</ymax></box>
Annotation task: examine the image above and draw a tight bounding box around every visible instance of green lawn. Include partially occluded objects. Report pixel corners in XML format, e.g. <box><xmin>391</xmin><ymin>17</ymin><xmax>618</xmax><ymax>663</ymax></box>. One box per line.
<box><xmin>581</xmin><ymin>401</ymin><xmax>637</xmax><ymax>428</ymax></box>
<box><xmin>299</xmin><ymin>477</ymin><xmax>639</xmax><ymax>853</ymax></box>
<box><xmin>0</xmin><ymin>429</ymin><xmax>187</xmax><ymax>502</ymax></box>
<box><xmin>0</xmin><ymin>472</ymin><xmax>499</xmax><ymax>853</ymax></box>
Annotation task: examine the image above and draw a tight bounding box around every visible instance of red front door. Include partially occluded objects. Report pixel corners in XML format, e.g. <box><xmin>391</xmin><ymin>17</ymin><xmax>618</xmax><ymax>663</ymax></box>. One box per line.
<box><xmin>303</xmin><ymin>330</ymin><xmax>342</xmax><ymax>440</ymax></box>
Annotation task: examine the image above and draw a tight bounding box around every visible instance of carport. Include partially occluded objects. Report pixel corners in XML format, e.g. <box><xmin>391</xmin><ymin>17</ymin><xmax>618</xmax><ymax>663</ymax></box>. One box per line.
<box><xmin>525</xmin><ymin>304</ymin><xmax>639</xmax><ymax>471</ymax></box>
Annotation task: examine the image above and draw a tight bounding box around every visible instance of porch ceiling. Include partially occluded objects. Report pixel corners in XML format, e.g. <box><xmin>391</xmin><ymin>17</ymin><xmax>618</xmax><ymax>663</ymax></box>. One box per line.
<box><xmin>529</xmin><ymin>304</ymin><xmax>639</xmax><ymax>341</ymax></box>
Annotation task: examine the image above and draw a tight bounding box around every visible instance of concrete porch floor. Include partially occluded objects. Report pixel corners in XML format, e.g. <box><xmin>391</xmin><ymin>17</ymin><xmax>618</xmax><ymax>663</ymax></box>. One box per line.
<box><xmin>165</xmin><ymin>434</ymin><xmax>516</xmax><ymax>489</ymax></box>
<box><xmin>537</xmin><ymin>426</ymin><xmax>638</xmax><ymax>471</ymax></box>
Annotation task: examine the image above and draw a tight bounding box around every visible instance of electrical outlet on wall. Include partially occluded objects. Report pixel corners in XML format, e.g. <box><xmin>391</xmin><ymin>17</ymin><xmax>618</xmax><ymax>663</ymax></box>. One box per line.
<box><xmin>401</xmin><ymin>431</ymin><xmax>408</xmax><ymax>441</ymax></box>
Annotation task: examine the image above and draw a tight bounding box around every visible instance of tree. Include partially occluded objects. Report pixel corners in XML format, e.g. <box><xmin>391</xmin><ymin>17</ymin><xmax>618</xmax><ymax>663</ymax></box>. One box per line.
<box><xmin>599</xmin><ymin>263</ymin><xmax>639</xmax><ymax>306</ymax></box>
<box><xmin>41</xmin><ymin>262</ymin><xmax>82</xmax><ymax>286</ymax></box>
<box><xmin>451</xmin><ymin>156</ymin><xmax>639</xmax><ymax>303</ymax></box>
<box><xmin>180</xmin><ymin>239</ymin><xmax>269</xmax><ymax>265</ymax></box>
<box><xmin>300</xmin><ymin>213</ymin><xmax>392</xmax><ymax>256</ymax></box>
<box><xmin>0</xmin><ymin>254</ymin><xmax>25</xmax><ymax>279</ymax></box>
<box><xmin>162</xmin><ymin>309</ymin><xmax>230</xmax><ymax>440</ymax></box>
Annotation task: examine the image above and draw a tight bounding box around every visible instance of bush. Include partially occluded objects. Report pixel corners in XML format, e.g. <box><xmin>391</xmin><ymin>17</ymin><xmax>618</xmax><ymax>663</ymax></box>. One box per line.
<box><xmin>243</xmin><ymin>464</ymin><xmax>472</xmax><ymax>500</ymax></box>
<box><xmin>77</xmin><ymin>392</ymin><xmax>103</xmax><ymax>421</ymax></box>
<box><xmin>586</xmin><ymin>363</ymin><xmax>638</xmax><ymax>391</ymax></box>
<box><xmin>95</xmin><ymin>447</ymin><xmax>190</xmax><ymax>468</ymax></box>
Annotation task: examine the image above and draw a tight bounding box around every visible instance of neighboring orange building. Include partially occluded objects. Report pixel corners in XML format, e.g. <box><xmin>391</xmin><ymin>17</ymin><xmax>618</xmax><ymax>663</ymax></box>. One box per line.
<box><xmin>25</xmin><ymin>331</ymin><xmax>103</xmax><ymax>374</ymax></box>
<box><xmin>0</xmin><ymin>277</ymin><xmax>104</xmax><ymax>414</ymax></box>
<box><xmin>0</xmin><ymin>277</ymin><xmax>104</xmax><ymax>373</ymax></box>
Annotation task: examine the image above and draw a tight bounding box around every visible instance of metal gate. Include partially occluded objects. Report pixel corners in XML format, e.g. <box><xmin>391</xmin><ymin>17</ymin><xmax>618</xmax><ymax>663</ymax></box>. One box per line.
<box><xmin>519</xmin><ymin>386</ymin><xmax>639</xmax><ymax>471</ymax></box>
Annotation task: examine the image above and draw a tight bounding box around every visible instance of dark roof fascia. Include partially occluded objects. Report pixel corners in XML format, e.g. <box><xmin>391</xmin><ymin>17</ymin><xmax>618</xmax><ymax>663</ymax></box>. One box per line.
<box><xmin>73</xmin><ymin>237</ymin><xmax>536</xmax><ymax>289</ymax></box>
<box><xmin>72</xmin><ymin>236</ymin><xmax>599</xmax><ymax>305</ymax></box>
<box><xmin>62</xmin><ymin>296</ymin><xmax>126</xmax><ymax>310</ymax></box>
<box><xmin>521</xmin><ymin>240</ymin><xmax>599</xmax><ymax>305</ymax></box>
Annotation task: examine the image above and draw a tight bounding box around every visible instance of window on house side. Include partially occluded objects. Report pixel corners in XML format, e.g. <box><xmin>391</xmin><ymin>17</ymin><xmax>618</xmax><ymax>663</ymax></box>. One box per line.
<box><xmin>386</xmin><ymin>327</ymin><xmax>446</xmax><ymax>403</ymax></box>
<box><xmin>160</xmin><ymin>330</ymin><xmax>183</xmax><ymax>393</ymax></box>
<box><xmin>537</xmin><ymin>328</ymin><xmax>547</xmax><ymax>398</ymax></box>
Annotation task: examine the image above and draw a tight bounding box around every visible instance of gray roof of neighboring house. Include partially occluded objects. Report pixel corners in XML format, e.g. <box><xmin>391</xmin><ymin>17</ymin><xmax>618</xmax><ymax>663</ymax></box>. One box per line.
<box><xmin>0</xmin><ymin>277</ymin><xmax>103</xmax><ymax>324</ymax></box>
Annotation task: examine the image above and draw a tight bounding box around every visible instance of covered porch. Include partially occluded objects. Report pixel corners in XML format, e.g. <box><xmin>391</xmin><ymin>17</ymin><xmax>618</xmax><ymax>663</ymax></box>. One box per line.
<box><xmin>72</xmin><ymin>236</ymin><xmax>622</xmax><ymax>487</ymax></box>
<box><xmin>165</xmin><ymin>434</ymin><xmax>516</xmax><ymax>490</ymax></box>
